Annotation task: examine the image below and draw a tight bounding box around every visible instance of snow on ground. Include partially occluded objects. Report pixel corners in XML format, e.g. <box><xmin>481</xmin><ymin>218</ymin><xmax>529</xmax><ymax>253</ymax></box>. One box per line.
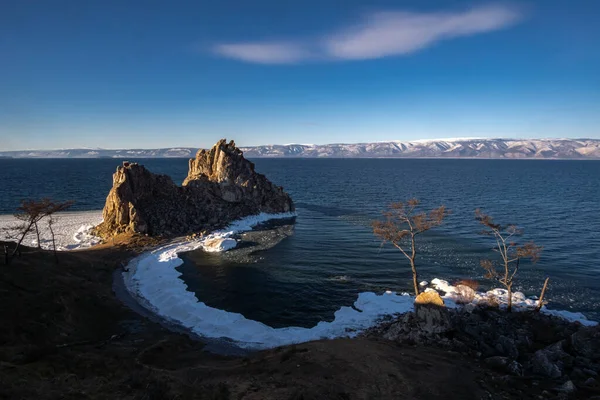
<box><xmin>429</xmin><ymin>278</ymin><xmax>597</xmax><ymax>327</ymax></box>
<box><xmin>0</xmin><ymin>210</ymin><xmax>103</xmax><ymax>251</ymax></box>
<box><xmin>123</xmin><ymin>212</ymin><xmax>597</xmax><ymax>350</ymax></box>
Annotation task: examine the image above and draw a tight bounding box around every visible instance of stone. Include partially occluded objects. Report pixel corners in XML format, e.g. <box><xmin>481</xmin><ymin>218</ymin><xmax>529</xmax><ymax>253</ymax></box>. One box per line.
<box><xmin>414</xmin><ymin>304</ymin><xmax>451</xmax><ymax>334</ymax></box>
<box><xmin>570</xmin><ymin>367</ymin><xmax>588</xmax><ymax>381</ymax></box>
<box><xmin>554</xmin><ymin>380</ymin><xmax>576</xmax><ymax>393</ymax></box>
<box><xmin>498</xmin><ymin>335</ymin><xmax>519</xmax><ymax>359</ymax></box>
<box><xmin>454</xmin><ymin>284</ymin><xmax>476</xmax><ymax>304</ymax></box>
<box><xmin>94</xmin><ymin>139</ymin><xmax>294</xmax><ymax>238</ymax></box>
<box><xmin>462</xmin><ymin>303</ymin><xmax>477</xmax><ymax>313</ymax></box>
<box><xmin>574</xmin><ymin>356</ymin><xmax>593</xmax><ymax>368</ymax></box>
<box><xmin>415</xmin><ymin>291</ymin><xmax>445</xmax><ymax>307</ymax></box>
<box><xmin>484</xmin><ymin>356</ymin><xmax>523</xmax><ymax>376</ymax></box>
<box><xmin>571</xmin><ymin>326</ymin><xmax>600</xmax><ymax>360</ymax></box>
<box><xmin>531</xmin><ymin>341</ymin><xmax>568</xmax><ymax>379</ymax></box>
<box><xmin>584</xmin><ymin>377</ymin><xmax>597</xmax><ymax>387</ymax></box>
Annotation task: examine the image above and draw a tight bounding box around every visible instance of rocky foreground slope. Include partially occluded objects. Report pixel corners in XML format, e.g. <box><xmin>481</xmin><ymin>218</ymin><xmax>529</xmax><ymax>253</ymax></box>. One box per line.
<box><xmin>366</xmin><ymin>300</ymin><xmax>600</xmax><ymax>395</ymax></box>
<box><xmin>93</xmin><ymin>139</ymin><xmax>294</xmax><ymax>237</ymax></box>
<box><xmin>3</xmin><ymin>243</ymin><xmax>598</xmax><ymax>399</ymax></box>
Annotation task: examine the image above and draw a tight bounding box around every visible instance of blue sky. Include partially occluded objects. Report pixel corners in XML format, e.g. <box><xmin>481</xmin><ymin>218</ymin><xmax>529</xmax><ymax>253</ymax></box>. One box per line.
<box><xmin>1</xmin><ymin>1</ymin><xmax>599</xmax><ymax>150</ymax></box>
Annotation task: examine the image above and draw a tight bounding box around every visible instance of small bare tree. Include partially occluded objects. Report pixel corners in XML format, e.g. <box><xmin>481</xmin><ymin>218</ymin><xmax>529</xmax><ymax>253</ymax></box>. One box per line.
<box><xmin>47</xmin><ymin>215</ymin><xmax>59</xmax><ymax>263</ymax></box>
<box><xmin>9</xmin><ymin>198</ymin><xmax>73</xmax><ymax>262</ymax></box>
<box><xmin>535</xmin><ymin>277</ymin><xmax>550</xmax><ymax>312</ymax></box>
<box><xmin>373</xmin><ymin>199</ymin><xmax>448</xmax><ymax>296</ymax></box>
<box><xmin>476</xmin><ymin>209</ymin><xmax>543</xmax><ymax>312</ymax></box>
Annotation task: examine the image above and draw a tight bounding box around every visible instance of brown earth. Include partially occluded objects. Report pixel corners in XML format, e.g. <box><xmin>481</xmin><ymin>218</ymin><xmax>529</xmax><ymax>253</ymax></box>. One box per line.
<box><xmin>0</xmin><ymin>240</ymin><xmax>583</xmax><ymax>399</ymax></box>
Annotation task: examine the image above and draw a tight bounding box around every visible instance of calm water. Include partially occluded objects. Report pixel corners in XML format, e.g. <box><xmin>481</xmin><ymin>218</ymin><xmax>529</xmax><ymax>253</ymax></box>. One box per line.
<box><xmin>1</xmin><ymin>158</ymin><xmax>599</xmax><ymax>324</ymax></box>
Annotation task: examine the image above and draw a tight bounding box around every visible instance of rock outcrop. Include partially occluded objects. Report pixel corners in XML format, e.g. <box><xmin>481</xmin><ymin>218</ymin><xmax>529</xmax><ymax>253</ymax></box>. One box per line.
<box><xmin>366</xmin><ymin>306</ymin><xmax>600</xmax><ymax>390</ymax></box>
<box><xmin>94</xmin><ymin>139</ymin><xmax>294</xmax><ymax>238</ymax></box>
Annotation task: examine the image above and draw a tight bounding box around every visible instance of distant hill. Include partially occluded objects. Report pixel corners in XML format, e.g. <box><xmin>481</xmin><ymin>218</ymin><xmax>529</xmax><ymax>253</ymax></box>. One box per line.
<box><xmin>2</xmin><ymin>139</ymin><xmax>599</xmax><ymax>159</ymax></box>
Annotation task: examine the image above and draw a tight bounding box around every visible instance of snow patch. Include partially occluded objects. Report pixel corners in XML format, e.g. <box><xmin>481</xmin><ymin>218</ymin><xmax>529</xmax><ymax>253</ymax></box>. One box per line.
<box><xmin>0</xmin><ymin>211</ymin><xmax>103</xmax><ymax>251</ymax></box>
<box><xmin>202</xmin><ymin>237</ymin><xmax>238</xmax><ymax>252</ymax></box>
<box><xmin>430</xmin><ymin>279</ymin><xmax>597</xmax><ymax>326</ymax></box>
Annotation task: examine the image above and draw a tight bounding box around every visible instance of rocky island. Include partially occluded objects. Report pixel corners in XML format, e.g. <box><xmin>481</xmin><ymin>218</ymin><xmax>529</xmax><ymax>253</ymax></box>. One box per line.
<box><xmin>93</xmin><ymin>139</ymin><xmax>294</xmax><ymax>238</ymax></box>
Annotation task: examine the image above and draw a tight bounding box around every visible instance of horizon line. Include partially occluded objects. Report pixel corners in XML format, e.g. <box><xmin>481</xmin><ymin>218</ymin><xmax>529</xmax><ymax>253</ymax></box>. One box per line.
<box><xmin>2</xmin><ymin>137</ymin><xmax>599</xmax><ymax>153</ymax></box>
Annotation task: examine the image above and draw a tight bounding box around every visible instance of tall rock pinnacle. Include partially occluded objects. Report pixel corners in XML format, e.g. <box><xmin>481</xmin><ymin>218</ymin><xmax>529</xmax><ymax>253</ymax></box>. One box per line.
<box><xmin>94</xmin><ymin>139</ymin><xmax>294</xmax><ymax>238</ymax></box>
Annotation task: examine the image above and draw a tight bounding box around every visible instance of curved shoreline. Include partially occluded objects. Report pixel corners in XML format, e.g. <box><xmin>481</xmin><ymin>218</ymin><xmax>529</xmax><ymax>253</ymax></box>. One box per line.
<box><xmin>119</xmin><ymin>213</ymin><xmax>420</xmax><ymax>350</ymax></box>
<box><xmin>119</xmin><ymin>222</ymin><xmax>598</xmax><ymax>353</ymax></box>
<box><xmin>112</xmin><ymin>267</ymin><xmax>251</xmax><ymax>356</ymax></box>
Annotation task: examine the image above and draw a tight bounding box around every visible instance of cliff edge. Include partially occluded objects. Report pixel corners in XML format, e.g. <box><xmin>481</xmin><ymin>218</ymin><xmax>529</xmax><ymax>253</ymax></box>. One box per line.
<box><xmin>93</xmin><ymin>139</ymin><xmax>294</xmax><ymax>237</ymax></box>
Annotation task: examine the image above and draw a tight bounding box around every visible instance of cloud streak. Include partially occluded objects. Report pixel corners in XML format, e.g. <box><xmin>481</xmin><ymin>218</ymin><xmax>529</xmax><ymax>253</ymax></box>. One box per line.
<box><xmin>212</xmin><ymin>4</ymin><xmax>523</xmax><ymax>64</ymax></box>
<box><xmin>213</xmin><ymin>42</ymin><xmax>311</xmax><ymax>64</ymax></box>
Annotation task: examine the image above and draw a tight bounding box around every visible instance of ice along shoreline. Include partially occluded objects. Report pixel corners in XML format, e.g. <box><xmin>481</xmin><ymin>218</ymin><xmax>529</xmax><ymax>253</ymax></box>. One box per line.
<box><xmin>1</xmin><ymin>210</ymin><xmax>595</xmax><ymax>350</ymax></box>
<box><xmin>120</xmin><ymin>212</ymin><xmax>597</xmax><ymax>351</ymax></box>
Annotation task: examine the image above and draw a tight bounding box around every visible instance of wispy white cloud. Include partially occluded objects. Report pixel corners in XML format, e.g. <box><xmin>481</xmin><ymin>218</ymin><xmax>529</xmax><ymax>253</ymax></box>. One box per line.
<box><xmin>213</xmin><ymin>42</ymin><xmax>311</xmax><ymax>64</ymax></box>
<box><xmin>324</xmin><ymin>5</ymin><xmax>522</xmax><ymax>60</ymax></box>
<box><xmin>211</xmin><ymin>4</ymin><xmax>524</xmax><ymax>64</ymax></box>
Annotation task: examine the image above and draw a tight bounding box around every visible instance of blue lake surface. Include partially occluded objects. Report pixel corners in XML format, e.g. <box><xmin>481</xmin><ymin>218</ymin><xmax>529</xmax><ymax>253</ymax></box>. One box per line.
<box><xmin>1</xmin><ymin>158</ymin><xmax>599</xmax><ymax>325</ymax></box>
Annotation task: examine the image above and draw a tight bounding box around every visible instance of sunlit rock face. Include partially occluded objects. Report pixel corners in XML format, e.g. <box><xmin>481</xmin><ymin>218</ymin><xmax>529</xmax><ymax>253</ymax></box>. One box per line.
<box><xmin>94</xmin><ymin>139</ymin><xmax>294</xmax><ymax>238</ymax></box>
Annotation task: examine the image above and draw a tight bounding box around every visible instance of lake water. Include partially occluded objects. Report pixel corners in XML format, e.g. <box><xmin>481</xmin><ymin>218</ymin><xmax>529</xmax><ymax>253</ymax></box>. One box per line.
<box><xmin>1</xmin><ymin>158</ymin><xmax>599</xmax><ymax>323</ymax></box>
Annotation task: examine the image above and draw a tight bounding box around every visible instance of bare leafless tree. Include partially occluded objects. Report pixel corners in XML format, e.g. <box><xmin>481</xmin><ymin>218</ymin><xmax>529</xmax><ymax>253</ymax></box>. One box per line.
<box><xmin>535</xmin><ymin>277</ymin><xmax>550</xmax><ymax>312</ymax></box>
<box><xmin>373</xmin><ymin>199</ymin><xmax>448</xmax><ymax>296</ymax></box>
<box><xmin>476</xmin><ymin>209</ymin><xmax>543</xmax><ymax>312</ymax></box>
<box><xmin>8</xmin><ymin>198</ymin><xmax>73</xmax><ymax>262</ymax></box>
<box><xmin>47</xmin><ymin>215</ymin><xmax>59</xmax><ymax>263</ymax></box>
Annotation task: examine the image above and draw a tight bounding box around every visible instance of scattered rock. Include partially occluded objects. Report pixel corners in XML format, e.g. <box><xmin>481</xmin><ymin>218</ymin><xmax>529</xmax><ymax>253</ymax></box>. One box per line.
<box><xmin>570</xmin><ymin>326</ymin><xmax>600</xmax><ymax>360</ymax></box>
<box><xmin>366</xmin><ymin>304</ymin><xmax>600</xmax><ymax>386</ymax></box>
<box><xmin>414</xmin><ymin>304</ymin><xmax>452</xmax><ymax>334</ymax></box>
<box><xmin>554</xmin><ymin>380</ymin><xmax>576</xmax><ymax>393</ymax></box>
<box><xmin>94</xmin><ymin>139</ymin><xmax>294</xmax><ymax>238</ymax></box>
<box><xmin>497</xmin><ymin>335</ymin><xmax>519</xmax><ymax>359</ymax></box>
<box><xmin>419</xmin><ymin>281</ymin><xmax>429</xmax><ymax>287</ymax></box>
<box><xmin>462</xmin><ymin>303</ymin><xmax>477</xmax><ymax>313</ymax></box>
<box><xmin>584</xmin><ymin>377</ymin><xmax>597</xmax><ymax>387</ymax></box>
<box><xmin>531</xmin><ymin>341</ymin><xmax>568</xmax><ymax>379</ymax></box>
<box><xmin>484</xmin><ymin>356</ymin><xmax>523</xmax><ymax>376</ymax></box>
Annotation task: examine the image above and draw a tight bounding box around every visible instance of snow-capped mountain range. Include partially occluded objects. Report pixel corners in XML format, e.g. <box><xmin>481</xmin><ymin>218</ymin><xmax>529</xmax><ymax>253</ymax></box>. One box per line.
<box><xmin>1</xmin><ymin>138</ymin><xmax>599</xmax><ymax>159</ymax></box>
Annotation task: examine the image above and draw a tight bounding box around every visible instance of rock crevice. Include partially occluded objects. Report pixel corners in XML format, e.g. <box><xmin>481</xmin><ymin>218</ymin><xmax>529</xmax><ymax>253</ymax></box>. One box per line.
<box><xmin>94</xmin><ymin>139</ymin><xmax>294</xmax><ymax>237</ymax></box>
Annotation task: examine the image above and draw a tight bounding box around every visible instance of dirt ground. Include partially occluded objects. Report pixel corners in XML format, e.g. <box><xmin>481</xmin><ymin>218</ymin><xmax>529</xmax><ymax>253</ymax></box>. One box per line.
<box><xmin>0</xmin><ymin>240</ymin><xmax>575</xmax><ymax>399</ymax></box>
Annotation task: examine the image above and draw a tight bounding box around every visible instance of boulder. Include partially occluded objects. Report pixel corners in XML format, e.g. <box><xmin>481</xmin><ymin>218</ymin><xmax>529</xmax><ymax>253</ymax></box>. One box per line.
<box><xmin>454</xmin><ymin>284</ymin><xmax>476</xmax><ymax>304</ymax></box>
<box><xmin>555</xmin><ymin>380</ymin><xmax>576</xmax><ymax>393</ymax></box>
<box><xmin>496</xmin><ymin>335</ymin><xmax>519</xmax><ymax>359</ymax></box>
<box><xmin>415</xmin><ymin>291</ymin><xmax>445</xmax><ymax>307</ymax></box>
<box><xmin>584</xmin><ymin>377</ymin><xmax>597</xmax><ymax>387</ymax></box>
<box><xmin>531</xmin><ymin>341</ymin><xmax>569</xmax><ymax>379</ymax></box>
<box><xmin>571</xmin><ymin>326</ymin><xmax>600</xmax><ymax>361</ymax></box>
<box><xmin>484</xmin><ymin>356</ymin><xmax>523</xmax><ymax>376</ymax></box>
<box><xmin>94</xmin><ymin>139</ymin><xmax>294</xmax><ymax>238</ymax></box>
